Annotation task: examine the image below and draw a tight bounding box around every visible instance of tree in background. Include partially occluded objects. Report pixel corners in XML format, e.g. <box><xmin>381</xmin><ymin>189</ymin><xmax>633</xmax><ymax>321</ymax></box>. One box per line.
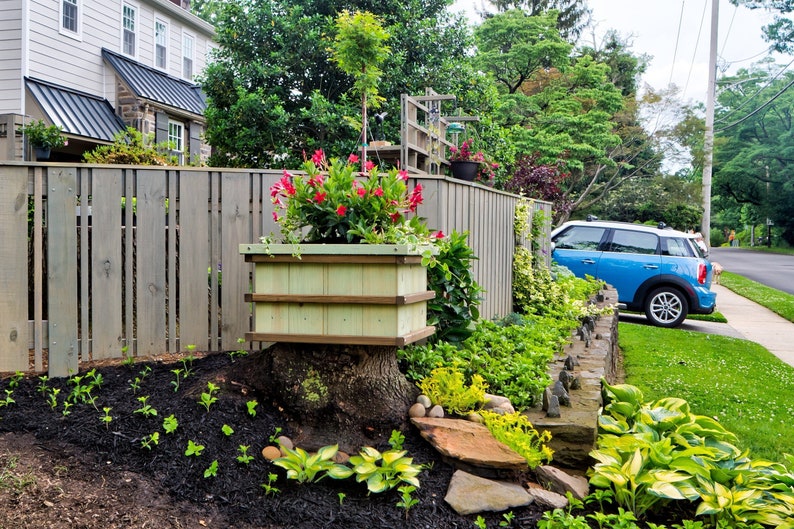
<box><xmin>730</xmin><ymin>0</ymin><xmax>794</xmax><ymax>52</ymax></box>
<box><xmin>484</xmin><ymin>0</ymin><xmax>591</xmax><ymax>40</ymax></box>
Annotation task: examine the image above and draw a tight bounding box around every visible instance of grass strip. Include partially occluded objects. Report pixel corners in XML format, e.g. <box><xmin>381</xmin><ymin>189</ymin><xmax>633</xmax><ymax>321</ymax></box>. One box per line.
<box><xmin>619</xmin><ymin>322</ymin><xmax>794</xmax><ymax>463</ymax></box>
<box><xmin>720</xmin><ymin>271</ymin><xmax>794</xmax><ymax>323</ymax></box>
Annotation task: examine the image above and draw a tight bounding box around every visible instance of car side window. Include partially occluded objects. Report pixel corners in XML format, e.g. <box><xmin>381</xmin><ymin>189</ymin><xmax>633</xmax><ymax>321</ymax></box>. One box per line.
<box><xmin>663</xmin><ymin>237</ymin><xmax>692</xmax><ymax>257</ymax></box>
<box><xmin>607</xmin><ymin>230</ymin><xmax>658</xmax><ymax>255</ymax></box>
<box><xmin>553</xmin><ymin>226</ymin><xmax>606</xmax><ymax>250</ymax></box>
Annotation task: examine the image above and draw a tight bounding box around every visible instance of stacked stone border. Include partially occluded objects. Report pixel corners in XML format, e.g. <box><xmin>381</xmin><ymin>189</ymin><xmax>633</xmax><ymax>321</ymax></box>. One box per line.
<box><xmin>525</xmin><ymin>285</ymin><xmax>619</xmax><ymax>469</ymax></box>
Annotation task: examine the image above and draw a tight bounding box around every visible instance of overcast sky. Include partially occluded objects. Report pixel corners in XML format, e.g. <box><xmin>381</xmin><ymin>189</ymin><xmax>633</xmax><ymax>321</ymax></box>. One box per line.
<box><xmin>451</xmin><ymin>0</ymin><xmax>788</xmax><ymax>102</ymax></box>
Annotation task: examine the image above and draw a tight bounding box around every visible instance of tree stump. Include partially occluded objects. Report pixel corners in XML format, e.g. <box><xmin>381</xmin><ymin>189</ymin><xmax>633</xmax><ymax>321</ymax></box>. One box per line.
<box><xmin>234</xmin><ymin>343</ymin><xmax>418</xmax><ymax>453</ymax></box>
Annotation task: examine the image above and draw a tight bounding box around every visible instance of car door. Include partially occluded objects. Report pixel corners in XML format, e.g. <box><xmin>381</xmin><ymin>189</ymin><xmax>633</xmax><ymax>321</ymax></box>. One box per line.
<box><xmin>599</xmin><ymin>229</ymin><xmax>661</xmax><ymax>303</ymax></box>
<box><xmin>551</xmin><ymin>225</ymin><xmax>608</xmax><ymax>279</ymax></box>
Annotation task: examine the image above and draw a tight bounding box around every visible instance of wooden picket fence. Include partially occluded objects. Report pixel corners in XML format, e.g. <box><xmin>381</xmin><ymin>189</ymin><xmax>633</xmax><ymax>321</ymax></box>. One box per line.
<box><xmin>0</xmin><ymin>162</ymin><xmax>551</xmax><ymax>377</ymax></box>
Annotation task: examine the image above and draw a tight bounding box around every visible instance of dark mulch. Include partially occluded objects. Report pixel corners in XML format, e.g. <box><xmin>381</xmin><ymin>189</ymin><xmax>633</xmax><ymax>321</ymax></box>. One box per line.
<box><xmin>0</xmin><ymin>351</ymin><xmax>548</xmax><ymax>528</ymax></box>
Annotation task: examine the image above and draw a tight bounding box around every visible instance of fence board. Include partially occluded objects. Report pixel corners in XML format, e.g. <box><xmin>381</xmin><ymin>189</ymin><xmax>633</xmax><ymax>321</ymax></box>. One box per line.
<box><xmin>135</xmin><ymin>170</ymin><xmax>167</xmax><ymax>356</ymax></box>
<box><xmin>0</xmin><ymin>166</ymin><xmax>30</xmax><ymax>372</ymax></box>
<box><xmin>91</xmin><ymin>168</ymin><xmax>124</xmax><ymax>359</ymax></box>
<box><xmin>47</xmin><ymin>167</ymin><xmax>79</xmax><ymax>377</ymax></box>
<box><xmin>178</xmin><ymin>171</ymin><xmax>210</xmax><ymax>350</ymax></box>
<box><xmin>221</xmin><ymin>172</ymin><xmax>250</xmax><ymax>350</ymax></box>
<box><xmin>33</xmin><ymin>167</ymin><xmax>44</xmax><ymax>371</ymax></box>
<box><xmin>168</xmin><ymin>172</ymin><xmax>178</xmax><ymax>354</ymax></box>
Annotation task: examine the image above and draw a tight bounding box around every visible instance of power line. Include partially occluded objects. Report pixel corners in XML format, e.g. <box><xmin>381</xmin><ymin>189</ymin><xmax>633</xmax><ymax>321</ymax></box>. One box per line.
<box><xmin>715</xmin><ymin>75</ymin><xmax>794</xmax><ymax>133</ymax></box>
<box><xmin>714</xmin><ymin>58</ymin><xmax>794</xmax><ymax>124</ymax></box>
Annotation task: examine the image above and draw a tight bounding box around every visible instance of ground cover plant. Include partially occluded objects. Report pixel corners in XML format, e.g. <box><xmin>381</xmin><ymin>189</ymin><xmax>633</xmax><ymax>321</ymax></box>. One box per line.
<box><xmin>619</xmin><ymin>322</ymin><xmax>794</xmax><ymax>463</ymax></box>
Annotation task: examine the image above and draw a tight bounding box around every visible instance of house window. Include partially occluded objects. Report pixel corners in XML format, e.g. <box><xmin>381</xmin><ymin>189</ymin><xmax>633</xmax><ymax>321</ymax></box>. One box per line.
<box><xmin>182</xmin><ymin>33</ymin><xmax>194</xmax><ymax>80</ymax></box>
<box><xmin>168</xmin><ymin>120</ymin><xmax>184</xmax><ymax>163</ymax></box>
<box><xmin>122</xmin><ymin>4</ymin><xmax>137</xmax><ymax>56</ymax></box>
<box><xmin>62</xmin><ymin>0</ymin><xmax>79</xmax><ymax>33</ymax></box>
<box><xmin>155</xmin><ymin>20</ymin><xmax>168</xmax><ymax>69</ymax></box>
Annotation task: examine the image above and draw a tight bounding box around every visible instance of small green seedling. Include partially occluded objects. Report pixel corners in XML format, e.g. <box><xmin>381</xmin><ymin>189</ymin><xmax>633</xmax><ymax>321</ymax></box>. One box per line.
<box><xmin>261</xmin><ymin>473</ymin><xmax>280</xmax><ymax>496</ymax></box>
<box><xmin>9</xmin><ymin>371</ymin><xmax>24</xmax><ymax>389</ymax></box>
<box><xmin>133</xmin><ymin>395</ymin><xmax>157</xmax><ymax>418</ymax></box>
<box><xmin>338</xmin><ymin>492</ymin><xmax>346</xmax><ymax>505</ymax></box>
<box><xmin>246</xmin><ymin>399</ymin><xmax>258</xmax><ymax>417</ymax></box>
<box><xmin>61</xmin><ymin>400</ymin><xmax>72</xmax><ymax>416</ymax></box>
<box><xmin>500</xmin><ymin>511</ymin><xmax>516</xmax><ymax>527</ymax></box>
<box><xmin>268</xmin><ymin>427</ymin><xmax>282</xmax><ymax>444</ymax></box>
<box><xmin>474</xmin><ymin>515</ymin><xmax>487</xmax><ymax>529</ymax></box>
<box><xmin>99</xmin><ymin>407</ymin><xmax>113</xmax><ymax>428</ymax></box>
<box><xmin>170</xmin><ymin>368</ymin><xmax>184</xmax><ymax>392</ymax></box>
<box><xmin>221</xmin><ymin>424</ymin><xmax>234</xmax><ymax>436</ymax></box>
<box><xmin>198</xmin><ymin>382</ymin><xmax>219</xmax><ymax>412</ymax></box>
<box><xmin>36</xmin><ymin>375</ymin><xmax>50</xmax><ymax>395</ymax></box>
<box><xmin>396</xmin><ymin>485</ymin><xmax>419</xmax><ymax>517</ymax></box>
<box><xmin>48</xmin><ymin>388</ymin><xmax>60</xmax><ymax>410</ymax></box>
<box><xmin>229</xmin><ymin>338</ymin><xmax>249</xmax><ymax>361</ymax></box>
<box><xmin>236</xmin><ymin>445</ymin><xmax>254</xmax><ymax>465</ymax></box>
<box><xmin>0</xmin><ymin>389</ymin><xmax>15</xmax><ymax>408</ymax></box>
<box><xmin>185</xmin><ymin>440</ymin><xmax>205</xmax><ymax>457</ymax></box>
<box><xmin>162</xmin><ymin>414</ymin><xmax>178</xmax><ymax>434</ymax></box>
<box><xmin>141</xmin><ymin>431</ymin><xmax>160</xmax><ymax>450</ymax></box>
<box><xmin>204</xmin><ymin>460</ymin><xmax>219</xmax><ymax>478</ymax></box>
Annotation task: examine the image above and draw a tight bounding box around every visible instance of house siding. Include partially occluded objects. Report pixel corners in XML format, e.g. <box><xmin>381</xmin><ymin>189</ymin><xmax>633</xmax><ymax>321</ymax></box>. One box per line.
<box><xmin>0</xmin><ymin>1</ymin><xmax>23</xmax><ymax>114</ymax></box>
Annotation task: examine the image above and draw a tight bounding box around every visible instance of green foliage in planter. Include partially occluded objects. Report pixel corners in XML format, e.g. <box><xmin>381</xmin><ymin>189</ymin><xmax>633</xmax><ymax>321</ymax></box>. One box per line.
<box><xmin>590</xmin><ymin>381</ymin><xmax>794</xmax><ymax>527</ymax></box>
<box><xmin>480</xmin><ymin>410</ymin><xmax>553</xmax><ymax>468</ymax></box>
<box><xmin>426</xmin><ymin>231</ymin><xmax>484</xmax><ymax>343</ymax></box>
<box><xmin>19</xmin><ymin>119</ymin><xmax>66</xmax><ymax>149</ymax></box>
<box><xmin>417</xmin><ymin>366</ymin><xmax>487</xmax><ymax>415</ymax></box>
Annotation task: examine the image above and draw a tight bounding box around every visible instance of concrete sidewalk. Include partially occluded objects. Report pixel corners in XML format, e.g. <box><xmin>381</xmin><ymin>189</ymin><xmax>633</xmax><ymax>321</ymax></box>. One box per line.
<box><xmin>706</xmin><ymin>284</ymin><xmax>794</xmax><ymax>367</ymax></box>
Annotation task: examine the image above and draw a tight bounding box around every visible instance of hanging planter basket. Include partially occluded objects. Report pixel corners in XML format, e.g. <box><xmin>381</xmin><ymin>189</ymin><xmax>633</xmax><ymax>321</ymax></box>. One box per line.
<box><xmin>449</xmin><ymin>160</ymin><xmax>479</xmax><ymax>181</ymax></box>
<box><xmin>239</xmin><ymin>243</ymin><xmax>437</xmax><ymax>346</ymax></box>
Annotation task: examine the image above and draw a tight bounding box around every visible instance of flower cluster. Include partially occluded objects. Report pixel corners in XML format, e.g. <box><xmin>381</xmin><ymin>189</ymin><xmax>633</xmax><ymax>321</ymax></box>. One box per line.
<box><xmin>270</xmin><ymin>150</ymin><xmax>436</xmax><ymax>244</ymax></box>
<box><xmin>448</xmin><ymin>139</ymin><xmax>485</xmax><ymax>163</ymax></box>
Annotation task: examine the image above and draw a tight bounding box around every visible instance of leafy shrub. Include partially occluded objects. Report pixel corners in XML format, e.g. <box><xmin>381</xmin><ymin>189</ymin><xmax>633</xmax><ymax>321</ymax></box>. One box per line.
<box><xmin>83</xmin><ymin>127</ymin><xmax>177</xmax><ymax>166</ymax></box>
<box><xmin>417</xmin><ymin>366</ymin><xmax>487</xmax><ymax>415</ymax></box>
<box><xmin>426</xmin><ymin>231</ymin><xmax>483</xmax><ymax>343</ymax></box>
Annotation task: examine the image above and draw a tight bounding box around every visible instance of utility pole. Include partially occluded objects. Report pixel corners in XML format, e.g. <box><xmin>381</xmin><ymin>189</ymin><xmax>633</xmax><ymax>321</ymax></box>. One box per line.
<box><xmin>701</xmin><ymin>0</ymin><xmax>719</xmax><ymax>246</ymax></box>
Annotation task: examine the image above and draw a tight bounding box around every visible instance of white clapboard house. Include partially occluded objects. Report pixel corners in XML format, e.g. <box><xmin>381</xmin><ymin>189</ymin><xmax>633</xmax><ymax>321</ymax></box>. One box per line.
<box><xmin>0</xmin><ymin>0</ymin><xmax>216</xmax><ymax>162</ymax></box>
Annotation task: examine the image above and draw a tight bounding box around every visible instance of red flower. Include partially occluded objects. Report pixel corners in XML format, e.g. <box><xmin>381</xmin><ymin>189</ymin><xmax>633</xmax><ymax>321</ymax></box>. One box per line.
<box><xmin>272</xmin><ymin>211</ymin><xmax>279</xmax><ymax>222</ymax></box>
<box><xmin>433</xmin><ymin>230</ymin><xmax>445</xmax><ymax>239</ymax></box>
<box><xmin>408</xmin><ymin>184</ymin><xmax>423</xmax><ymax>212</ymax></box>
<box><xmin>313</xmin><ymin>191</ymin><xmax>327</xmax><ymax>203</ymax></box>
<box><xmin>364</xmin><ymin>160</ymin><xmax>375</xmax><ymax>171</ymax></box>
<box><xmin>398</xmin><ymin>169</ymin><xmax>408</xmax><ymax>181</ymax></box>
<box><xmin>336</xmin><ymin>205</ymin><xmax>347</xmax><ymax>216</ymax></box>
<box><xmin>348</xmin><ymin>153</ymin><xmax>359</xmax><ymax>164</ymax></box>
<box><xmin>390</xmin><ymin>212</ymin><xmax>402</xmax><ymax>223</ymax></box>
<box><xmin>357</xmin><ymin>187</ymin><xmax>367</xmax><ymax>197</ymax></box>
<box><xmin>311</xmin><ymin>149</ymin><xmax>325</xmax><ymax>165</ymax></box>
<box><xmin>373</xmin><ymin>187</ymin><xmax>384</xmax><ymax>197</ymax></box>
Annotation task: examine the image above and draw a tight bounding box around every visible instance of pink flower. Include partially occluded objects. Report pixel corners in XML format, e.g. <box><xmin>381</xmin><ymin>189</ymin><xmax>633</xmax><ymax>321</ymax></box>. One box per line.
<box><xmin>398</xmin><ymin>169</ymin><xmax>408</xmax><ymax>181</ymax></box>
<box><xmin>373</xmin><ymin>187</ymin><xmax>384</xmax><ymax>197</ymax></box>
<box><xmin>364</xmin><ymin>160</ymin><xmax>375</xmax><ymax>171</ymax></box>
<box><xmin>433</xmin><ymin>230</ymin><xmax>445</xmax><ymax>239</ymax></box>
<box><xmin>390</xmin><ymin>212</ymin><xmax>402</xmax><ymax>223</ymax></box>
<box><xmin>311</xmin><ymin>149</ymin><xmax>325</xmax><ymax>165</ymax></box>
<box><xmin>272</xmin><ymin>211</ymin><xmax>279</xmax><ymax>222</ymax></box>
<box><xmin>357</xmin><ymin>187</ymin><xmax>367</xmax><ymax>197</ymax></box>
<box><xmin>348</xmin><ymin>153</ymin><xmax>359</xmax><ymax>164</ymax></box>
<box><xmin>313</xmin><ymin>191</ymin><xmax>327</xmax><ymax>203</ymax></box>
<box><xmin>336</xmin><ymin>205</ymin><xmax>347</xmax><ymax>216</ymax></box>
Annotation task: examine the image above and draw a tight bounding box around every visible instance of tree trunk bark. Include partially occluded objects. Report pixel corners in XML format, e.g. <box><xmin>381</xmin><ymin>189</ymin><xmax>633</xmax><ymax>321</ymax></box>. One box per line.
<box><xmin>232</xmin><ymin>343</ymin><xmax>418</xmax><ymax>453</ymax></box>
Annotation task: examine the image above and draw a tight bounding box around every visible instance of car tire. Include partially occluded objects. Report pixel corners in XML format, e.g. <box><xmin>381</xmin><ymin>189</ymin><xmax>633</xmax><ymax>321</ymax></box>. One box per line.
<box><xmin>644</xmin><ymin>287</ymin><xmax>688</xmax><ymax>328</ymax></box>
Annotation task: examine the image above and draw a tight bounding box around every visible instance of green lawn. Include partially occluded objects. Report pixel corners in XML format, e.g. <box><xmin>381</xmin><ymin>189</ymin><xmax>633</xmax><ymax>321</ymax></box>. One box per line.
<box><xmin>619</xmin><ymin>322</ymin><xmax>794</xmax><ymax>463</ymax></box>
<box><xmin>720</xmin><ymin>271</ymin><xmax>794</xmax><ymax>323</ymax></box>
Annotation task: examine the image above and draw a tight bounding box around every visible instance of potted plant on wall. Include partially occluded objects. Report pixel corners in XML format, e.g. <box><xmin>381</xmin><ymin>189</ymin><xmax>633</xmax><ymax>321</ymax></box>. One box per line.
<box><xmin>448</xmin><ymin>138</ymin><xmax>493</xmax><ymax>182</ymax></box>
<box><xmin>19</xmin><ymin>119</ymin><xmax>67</xmax><ymax>160</ymax></box>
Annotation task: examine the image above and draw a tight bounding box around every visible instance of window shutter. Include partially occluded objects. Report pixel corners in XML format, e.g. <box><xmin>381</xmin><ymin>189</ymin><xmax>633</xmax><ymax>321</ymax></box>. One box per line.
<box><xmin>155</xmin><ymin>112</ymin><xmax>168</xmax><ymax>144</ymax></box>
<box><xmin>189</xmin><ymin>121</ymin><xmax>201</xmax><ymax>162</ymax></box>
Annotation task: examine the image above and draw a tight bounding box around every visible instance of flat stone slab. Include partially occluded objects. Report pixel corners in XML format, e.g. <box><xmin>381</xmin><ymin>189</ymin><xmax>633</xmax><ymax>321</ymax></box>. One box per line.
<box><xmin>445</xmin><ymin>470</ymin><xmax>533</xmax><ymax>515</ymax></box>
<box><xmin>411</xmin><ymin>417</ymin><xmax>527</xmax><ymax>470</ymax></box>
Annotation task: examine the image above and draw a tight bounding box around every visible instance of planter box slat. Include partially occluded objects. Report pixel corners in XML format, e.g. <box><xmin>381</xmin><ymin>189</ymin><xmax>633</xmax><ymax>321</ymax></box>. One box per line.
<box><xmin>245</xmin><ymin>291</ymin><xmax>435</xmax><ymax>305</ymax></box>
<box><xmin>245</xmin><ymin>325</ymin><xmax>436</xmax><ymax>347</ymax></box>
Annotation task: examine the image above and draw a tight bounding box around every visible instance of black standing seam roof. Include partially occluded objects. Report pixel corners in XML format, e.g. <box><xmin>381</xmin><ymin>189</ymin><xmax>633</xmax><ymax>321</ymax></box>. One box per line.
<box><xmin>102</xmin><ymin>48</ymin><xmax>206</xmax><ymax>116</ymax></box>
<box><xmin>25</xmin><ymin>77</ymin><xmax>127</xmax><ymax>142</ymax></box>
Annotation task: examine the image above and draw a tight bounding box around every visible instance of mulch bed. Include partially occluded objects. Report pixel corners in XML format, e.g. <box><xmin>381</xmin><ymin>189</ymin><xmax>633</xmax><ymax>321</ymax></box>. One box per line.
<box><xmin>0</xmin><ymin>351</ymin><xmax>549</xmax><ymax>528</ymax></box>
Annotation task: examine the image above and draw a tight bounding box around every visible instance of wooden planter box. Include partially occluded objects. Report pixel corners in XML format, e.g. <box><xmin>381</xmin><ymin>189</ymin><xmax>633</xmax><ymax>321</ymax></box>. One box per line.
<box><xmin>239</xmin><ymin>244</ymin><xmax>437</xmax><ymax>346</ymax></box>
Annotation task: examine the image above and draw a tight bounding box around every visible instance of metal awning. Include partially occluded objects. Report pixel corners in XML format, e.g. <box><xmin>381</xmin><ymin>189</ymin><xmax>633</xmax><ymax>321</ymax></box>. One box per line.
<box><xmin>25</xmin><ymin>78</ymin><xmax>127</xmax><ymax>142</ymax></box>
<box><xmin>102</xmin><ymin>48</ymin><xmax>206</xmax><ymax>117</ymax></box>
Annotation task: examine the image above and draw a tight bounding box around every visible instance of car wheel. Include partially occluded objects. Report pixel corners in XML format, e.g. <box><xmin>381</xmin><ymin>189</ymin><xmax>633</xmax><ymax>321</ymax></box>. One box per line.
<box><xmin>644</xmin><ymin>287</ymin><xmax>688</xmax><ymax>328</ymax></box>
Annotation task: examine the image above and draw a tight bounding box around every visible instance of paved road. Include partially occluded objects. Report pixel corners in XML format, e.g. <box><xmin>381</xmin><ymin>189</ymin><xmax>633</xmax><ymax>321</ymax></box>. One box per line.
<box><xmin>709</xmin><ymin>247</ymin><xmax>794</xmax><ymax>295</ymax></box>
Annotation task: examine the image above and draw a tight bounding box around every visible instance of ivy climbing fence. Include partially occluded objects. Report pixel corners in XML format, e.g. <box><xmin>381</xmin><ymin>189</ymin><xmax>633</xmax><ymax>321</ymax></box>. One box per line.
<box><xmin>0</xmin><ymin>162</ymin><xmax>551</xmax><ymax>377</ymax></box>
